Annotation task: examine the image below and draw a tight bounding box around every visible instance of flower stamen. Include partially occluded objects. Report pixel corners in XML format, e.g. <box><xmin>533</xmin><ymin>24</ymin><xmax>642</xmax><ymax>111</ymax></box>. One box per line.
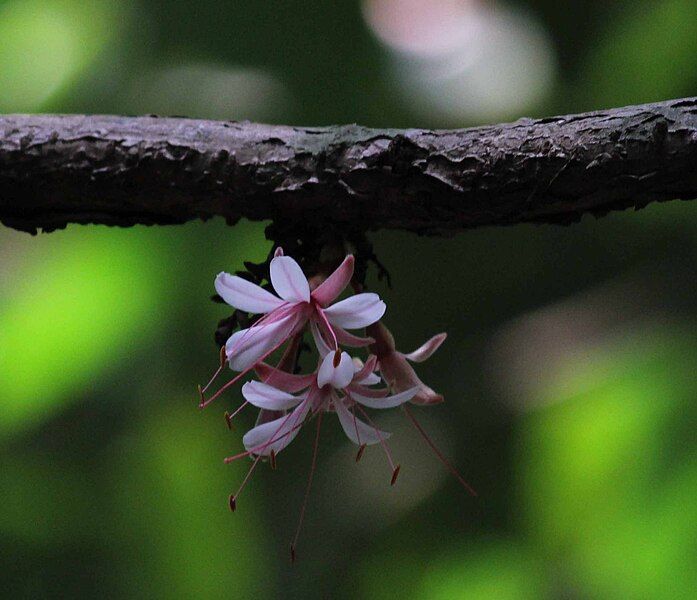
<box><xmin>229</xmin><ymin>452</ymin><xmax>263</xmax><ymax>512</ymax></box>
<box><xmin>355</xmin><ymin>405</ymin><xmax>399</xmax><ymax>484</ymax></box>
<box><xmin>403</xmin><ymin>405</ymin><xmax>477</xmax><ymax>497</ymax></box>
<box><xmin>290</xmin><ymin>411</ymin><xmax>323</xmax><ymax>564</ymax></box>
<box><xmin>315</xmin><ymin>305</ymin><xmax>339</xmax><ymax>351</ymax></box>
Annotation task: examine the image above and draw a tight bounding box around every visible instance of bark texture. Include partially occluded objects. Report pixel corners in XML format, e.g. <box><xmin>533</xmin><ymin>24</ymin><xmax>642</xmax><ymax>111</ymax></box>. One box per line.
<box><xmin>1</xmin><ymin>97</ymin><xmax>696</xmax><ymax>235</ymax></box>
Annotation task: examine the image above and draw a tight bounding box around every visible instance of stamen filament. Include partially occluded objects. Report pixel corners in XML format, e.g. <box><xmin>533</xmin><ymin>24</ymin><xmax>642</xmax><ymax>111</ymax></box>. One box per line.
<box><xmin>403</xmin><ymin>405</ymin><xmax>477</xmax><ymax>497</ymax></box>
<box><xmin>223</xmin><ymin>398</ymin><xmax>310</xmax><ymax>463</ymax></box>
<box><xmin>315</xmin><ymin>305</ymin><xmax>338</xmax><ymax>350</ymax></box>
<box><xmin>229</xmin><ymin>453</ymin><xmax>263</xmax><ymax>511</ymax></box>
<box><xmin>199</xmin><ymin>329</ymin><xmax>297</xmax><ymax>408</ymax></box>
<box><xmin>290</xmin><ymin>411</ymin><xmax>323</xmax><ymax>564</ymax></box>
<box><xmin>355</xmin><ymin>405</ymin><xmax>400</xmax><ymax>484</ymax></box>
<box><xmin>225</xmin><ymin>401</ymin><xmax>249</xmax><ymax>426</ymax></box>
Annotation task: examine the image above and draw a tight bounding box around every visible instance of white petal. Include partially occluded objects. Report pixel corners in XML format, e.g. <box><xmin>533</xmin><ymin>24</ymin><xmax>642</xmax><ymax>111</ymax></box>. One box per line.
<box><xmin>310</xmin><ymin>320</ymin><xmax>332</xmax><ymax>358</ymax></box>
<box><xmin>226</xmin><ymin>313</ymin><xmax>298</xmax><ymax>371</ymax></box>
<box><xmin>323</xmin><ymin>293</ymin><xmax>386</xmax><ymax>329</ymax></box>
<box><xmin>242</xmin><ymin>381</ymin><xmax>302</xmax><ymax>410</ymax></box>
<box><xmin>349</xmin><ymin>386</ymin><xmax>418</xmax><ymax>409</ymax></box>
<box><xmin>404</xmin><ymin>333</ymin><xmax>447</xmax><ymax>363</ymax></box>
<box><xmin>317</xmin><ymin>351</ymin><xmax>354</xmax><ymax>389</ymax></box>
<box><xmin>356</xmin><ymin>372</ymin><xmax>382</xmax><ymax>386</ymax></box>
<box><xmin>243</xmin><ymin>400</ymin><xmax>310</xmax><ymax>456</ymax></box>
<box><xmin>270</xmin><ymin>256</ymin><xmax>310</xmax><ymax>303</ymax></box>
<box><xmin>334</xmin><ymin>398</ymin><xmax>391</xmax><ymax>445</ymax></box>
<box><xmin>214</xmin><ymin>272</ymin><xmax>284</xmax><ymax>314</ymax></box>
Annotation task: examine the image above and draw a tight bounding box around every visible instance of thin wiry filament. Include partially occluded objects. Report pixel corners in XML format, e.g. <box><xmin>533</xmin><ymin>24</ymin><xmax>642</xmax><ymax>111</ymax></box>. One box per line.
<box><xmin>201</xmin><ymin>346</ymin><xmax>228</xmax><ymax>395</ymax></box>
<box><xmin>355</xmin><ymin>404</ymin><xmax>399</xmax><ymax>483</ymax></box>
<box><xmin>199</xmin><ymin>330</ymin><xmax>295</xmax><ymax>408</ymax></box>
<box><xmin>403</xmin><ymin>405</ymin><xmax>477</xmax><ymax>497</ymax></box>
<box><xmin>291</xmin><ymin>411</ymin><xmax>323</xmax><ymax>563</ymax></box>
<box><xmin>198</xmin><ymin>303</ymin><xmax>299</xmax><ymax>407</ymax></box>
<box><xmin>315</xmin><ymin>306</ymin><xmax>338</xmax><ymax>350</ymax></box>
<box><xmin>229</xmin><ymin>453</ymin><xmax>263</xmax><ymax>511</ymax></box>
<box><xmin>224</xmin><ymin>399</ymin><xmax>309</xmax><ymax>463</ymax></box>
<box><xmin>225</xmin><ymin>400</ymin><xmax>249</xmax><ymax>425</ymax></box>
<box><xmin>350</xmin><ymin>406</ymin><xmax>366</xmax><ymax>461</ymax></box>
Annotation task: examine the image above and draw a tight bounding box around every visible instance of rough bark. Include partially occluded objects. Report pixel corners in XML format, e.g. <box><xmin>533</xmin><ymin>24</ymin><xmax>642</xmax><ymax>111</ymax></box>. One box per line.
<box><xmin>0</xmin><ymin>97</ymin><xmax>696</xmax><ymax>235</ymax></box>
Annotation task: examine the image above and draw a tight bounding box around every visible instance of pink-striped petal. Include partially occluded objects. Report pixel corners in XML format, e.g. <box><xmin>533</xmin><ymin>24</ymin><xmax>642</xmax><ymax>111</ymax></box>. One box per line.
<box><xmin>242</xmin><ymin>381</ymin><xmax>303</xmax><ymax>410</ymax></box>
<box><xmin>349</xmin><ymin>386</ymin><xmax>418</xmax><ymax>409</ymax></box>
<box><xmin>215</xmin><ymin>272</ymin><xmax>284</xmax><ymax>314</ymax></box>
<box><xmin>311</xmin><ymin>255</ymin><xmax>354</xmax><ymax>306</ymax></box>
<box><xmin>255</xmin><ymin>362</ymin><xmax>315</xmax><ymax>393</ymax></box>
<box><xmin>335</xmin><ymin>325</ymin><xmax>375</xmax><ymax>347</ymax></box>
<box><xmin>317</xmin><ymin>351</ymin><xmax>354</xmax><ymax>389</ymax></box>
<box><xmin>334</xmin><ymin>398</ymin><xmax>391</xmax><ymax>446</ymax></box>
<box><xmin>356</xmin><ymin>372</ymin><xmax>381</xmax><ymax>386</ymax></box>
<box><xmin>378</xmin><ymin>352</ymin><xmax>444</xmax><ymax>405</ymax></box>
<box><xmin>353</xmin><ymin>354</ymin><xmax>378</xmax><ymax>381</ymax></box>
<box><xmin>346</xmin><ymin>383</ymin><xmax>388</xmax><ymax>398</ymax></box>
<box><xmin>310</xmin><ymin>320</ymin><xmax>332</xmax><ymax>358</ymax></box>
<box><xmin>324</xmin><ymin>293</ymin><xmax>386</xmax><ymax>329</ymax></box>
<box><xmin>255</xmin><ymin>408</ymin><xmax>285</xmax><ymax>427</ymax></box>
<box><xmin>242</xmin><ymin>400</ymin><xmax>310</xmax><ymax>456</ymax></box>
<box><xmin>225</xmin><ymin>312</ymin><xmax>299</xmax><ymax>371</ymax></box>
<box><xmin>403</xmin><ymin>333</ymin><xmax>447</xmax><ymax>363</ymax></box>
<box><xmin>270</xmin><ymin>256</ymin><xmax>310</xmax><ymax>303</ymax></box>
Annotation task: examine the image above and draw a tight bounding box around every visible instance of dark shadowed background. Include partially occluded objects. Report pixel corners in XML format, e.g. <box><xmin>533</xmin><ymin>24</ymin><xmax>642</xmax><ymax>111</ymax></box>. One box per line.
<box><xmin>1</xmin><ymin>1</ymin><xmax>696</xmax><ymax>598</ymax></box>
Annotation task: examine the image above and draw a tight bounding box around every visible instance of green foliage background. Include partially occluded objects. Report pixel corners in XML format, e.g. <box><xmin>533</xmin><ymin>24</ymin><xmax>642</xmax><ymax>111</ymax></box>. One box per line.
<box><xmin>1</xmin><ymin>1</ymin><xmax>696</xmax><ymax>598</ymax></box>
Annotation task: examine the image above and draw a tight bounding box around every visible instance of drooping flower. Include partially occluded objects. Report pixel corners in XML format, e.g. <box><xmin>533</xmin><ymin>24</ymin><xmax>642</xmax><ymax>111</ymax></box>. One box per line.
<box><xmin>200</xmin><ymin>252</ymin><xmax>386</xmax><ymax>407</ymax></box>
<box><xmin>232</xmin><ymin>340</ymin><xmax>417</xmax><ymax>466</ymax></box>
<box><xmin>200</xmin><ymin>247</ymin><xmax>476</xmax><ymax>561</ymax></box>
<box><xmin>367</xmin><ymin>321</ymin><xmax>447</xmax><ymax>405</ymax></box>
<box><xmin>223</xmin><ymin>343</ymin><xmax>417</xmax><ymax>546</ymax></box>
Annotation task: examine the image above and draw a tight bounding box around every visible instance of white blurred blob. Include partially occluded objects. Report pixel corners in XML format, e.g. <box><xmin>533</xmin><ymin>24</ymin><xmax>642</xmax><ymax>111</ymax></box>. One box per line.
<box><xmin>362</xmin><ymin>0</ymin><xmax>556</xmax><ymax>122</ymax></box>
<box><xmin>130</xmin><ymin>63</ymin><xmax>290</xmax><ymax>121</ymax></box>
<box><xmin>318</xmin><ymin>409</ymin><xmax>450</xmax><ymax>532</ymax></box>
<box><xmin>485</xmin><ymin>269</ymin><xmax>675</xmax><ymax>411</ymax></box>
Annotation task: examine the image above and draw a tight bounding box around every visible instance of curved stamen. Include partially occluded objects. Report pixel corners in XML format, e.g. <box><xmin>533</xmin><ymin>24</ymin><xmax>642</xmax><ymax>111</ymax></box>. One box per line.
<box><xmin>314</xmin><ymin>304</ymin><xmax>338</xmax><ymax>351</ymax></box>
<box><xmin>224</xmin><ymin>398</ymin><xmax>310</xmax><ymax>463</ymax></box>
<box><xmin>200</xmin><ymin>322</ymin><xmax>300</xmax><ymax>408</ymax></box>
<box><xmin>403</xmin><ymin>405</ymin><xmax>477</xmax><ymax>497</ymax></box>
<box><xmin>351</xmin><ymin>406</ymin><xmax>367</xmax><ymax>462</ymax></box>
<box><xmin>229</xmin><ymin>453</ymin><xmax>263</xmax><ymax>511</ymax></box>
<box><xmin>355</xmin><ymin>404</ymin><xmax>400</xmax><ymax>484</ymax></box>
<box><xmin>224</xmin><ymin>401</ymin><xmax>249</xmax><ymax>427</ymax></box>
<box><xmin>290</xmin><ymin>410</ymin><xmax>323</xmax><ymax>564</ymax></box>
<box><xmin>200</xmin><ymin>346</ymin><xmax>228</xmax><ymax>395</ymax></box>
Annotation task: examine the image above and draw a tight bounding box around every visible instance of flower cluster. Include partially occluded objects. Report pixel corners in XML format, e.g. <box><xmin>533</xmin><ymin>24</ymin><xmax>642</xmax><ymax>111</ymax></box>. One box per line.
<box><xmin>199</xmin><ymin>248</ymin><xmax>474</xmax><ymax>560</ymax></box>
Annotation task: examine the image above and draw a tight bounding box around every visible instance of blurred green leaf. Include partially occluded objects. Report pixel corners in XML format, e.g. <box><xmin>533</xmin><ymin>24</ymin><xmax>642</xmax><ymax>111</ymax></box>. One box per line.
<box><xmin>0</xmin><ymin>0</ymin><xmax>125</xmax><ymax>112</ymax></box>
<box><xmin>360</xmin><ymin>540</ymin><xmax>547</xmax><ymax>600</ymax></box>
<box><xmin>575</xmin><ymin>0</ymin><xmax>697</xmax><ymax>106</ymax></box>
<box><xmin>107</xmin><ymin>398</ymin><xmax>274</xmax><ymax>599</ymax></box>
<box><xmin>520</xmin><ymin>326</ymin><xmax>697</xmax><ymax>598</ymax></box>
<box><xmin>0</xmin><ymin>227</ymin><xmax>170</xmax><ymax>438</ymax></box>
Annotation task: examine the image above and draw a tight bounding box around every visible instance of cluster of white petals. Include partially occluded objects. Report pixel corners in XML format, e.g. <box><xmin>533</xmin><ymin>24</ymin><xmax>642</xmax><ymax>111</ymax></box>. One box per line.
<box><xmin>213</xmin><ymin>250</ymin><xmax>422</xmax><ymax>458</ymax></box>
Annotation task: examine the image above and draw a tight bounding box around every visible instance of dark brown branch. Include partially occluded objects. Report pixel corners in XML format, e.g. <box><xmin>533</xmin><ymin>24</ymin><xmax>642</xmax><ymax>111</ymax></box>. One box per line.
<box><xmin>1</xmin><ymin>97</ymin><xmax>696</xmax><ymax>235</ymax></box>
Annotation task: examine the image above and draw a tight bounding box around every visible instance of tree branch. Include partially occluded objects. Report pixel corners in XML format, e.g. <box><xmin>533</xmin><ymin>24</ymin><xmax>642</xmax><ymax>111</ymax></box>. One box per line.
<box><xmin>1</xmin><ymin>97</ymin><xmax>696</xmax><ymax>235</ymax></box>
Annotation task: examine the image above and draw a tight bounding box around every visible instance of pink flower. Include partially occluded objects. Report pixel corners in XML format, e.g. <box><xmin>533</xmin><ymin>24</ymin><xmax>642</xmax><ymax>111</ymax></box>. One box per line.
<box><xmin>237</xmin><ymin>343</ymin><xmax>417</xmax><ymax>459</ymax></box>
<box><xmin>367</xmin><ymin>321</ymin><xmax>447</xmax><ymax>405</ymax></box>
<box><xmin>215</xmin><ymin>252</ymin><xmax>386</xmax><ymax>371</ymax></box>
<box><xmin>223</xmin><ymin>345</ymin><xmax>416</xmax><ymax>533</ymax></box>
<box><xmin>202</xmin><ymin>248</ymin><xmax>476</xmax><ymax>561</ymax></box>
<box><xmin>200</xmin><ymin>251</ymin><xmax>386</xmax><ymax>408</ymax></box>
